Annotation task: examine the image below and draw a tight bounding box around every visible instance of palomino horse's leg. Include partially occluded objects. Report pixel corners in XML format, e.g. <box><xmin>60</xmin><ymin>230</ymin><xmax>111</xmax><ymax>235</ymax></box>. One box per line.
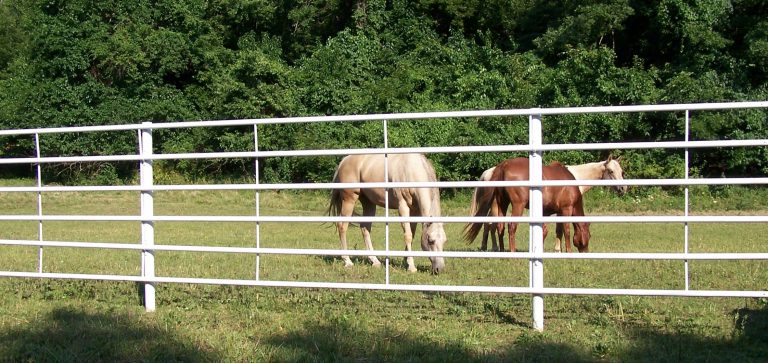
<box><xmin>360</xmin><ymin>199</ymin><xmax>382</xmax><ymax>267</ymax></box>
<box><xmin>407</xmin><ymin>222</ymin><xmax>419</xmax><ymax>272</ymax></box>
<box><xmin>399</xmin><ymin>204</ymin><xmax>417</xmax><ymax>272</ymax></box>
<box><xmin>338</xmin><ymin>191</ymin><xmax>359</xmax><ymax>268</ymax></box>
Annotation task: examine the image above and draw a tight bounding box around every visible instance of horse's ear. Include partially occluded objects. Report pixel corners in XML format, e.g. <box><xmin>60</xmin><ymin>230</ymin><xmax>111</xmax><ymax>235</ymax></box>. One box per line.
<box><xmin>616</xmin><ymin>155</ymin><xmax>622</xmax><ymax>164</ymax></box>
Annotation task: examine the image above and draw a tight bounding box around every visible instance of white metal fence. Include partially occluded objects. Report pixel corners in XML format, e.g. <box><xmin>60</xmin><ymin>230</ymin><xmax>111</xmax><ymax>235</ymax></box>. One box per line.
<box><xmin>2</xmin><ymin>101</ymin><xmax>768</xmax><ymax>331</ymax></box>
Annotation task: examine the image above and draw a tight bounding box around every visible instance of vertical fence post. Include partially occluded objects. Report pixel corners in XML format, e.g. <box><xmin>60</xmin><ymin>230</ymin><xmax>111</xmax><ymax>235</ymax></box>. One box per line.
<box><xmin>684</xmin><ymin>110</ymin><xmax>690</xmax><ymax>290</ymax></box>
<box><xmin>529</xmin><ymin>111</ymin><xmax>545</xmax><ymax>331</ymax></box>
<box><xmin>34</xmin><ymin>133</ymin><xmax>44</xmax><ymax>273</ymax></box>
<box><xmin>254</xmin><ymin>124</ymin><xmax>261</xmax><ymax>281</ymax></box>
<box><xmin>140</xmin><ymin>122</ymin><xmax>156</xmax><ymax>312</ymax></box>
<box><xmin>383</xmin><ymin>119</ymin><xmax>390</xmax><ymax>284</ymax></box>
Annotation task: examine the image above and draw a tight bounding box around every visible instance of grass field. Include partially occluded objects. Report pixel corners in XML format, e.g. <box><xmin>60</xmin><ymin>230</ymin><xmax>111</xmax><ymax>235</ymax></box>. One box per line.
<box><xmin>1</xmin><ymin>180</ymin><xmax>768</xmax><ymax>362</ymax></box>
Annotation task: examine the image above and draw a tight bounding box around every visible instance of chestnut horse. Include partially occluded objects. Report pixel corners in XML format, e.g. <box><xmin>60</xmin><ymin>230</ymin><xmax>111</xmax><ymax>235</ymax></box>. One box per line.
<box><xmin>327</xmin><ymin>153</ymin><xmax>447</xmax><ymax>274</ymax></box>
<box><xmin>464</xmin><ymin>157</ymin><xmax>591</xmax><ymax>253</ymax></box>
<box><xmin>470</xmin><ymin>156</ymin><xmax>625</xmax><ymax>252</ymax></box>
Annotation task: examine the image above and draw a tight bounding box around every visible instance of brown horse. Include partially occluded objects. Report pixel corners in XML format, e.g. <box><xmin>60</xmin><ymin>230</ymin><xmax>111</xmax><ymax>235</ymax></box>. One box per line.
<box><xmin>327</xmin><ymin>153</ymin><xmax>447</xmax><ymax>274</ymax></box>
<box><xmin>464</xmin><ymin>157</ymin><xmax>590</xmax><ymax>253</ymax></box>
<box><xmin>470</xmin><ymin>156</ymin><xmax>624</xmax><ymax>252</ymax></box>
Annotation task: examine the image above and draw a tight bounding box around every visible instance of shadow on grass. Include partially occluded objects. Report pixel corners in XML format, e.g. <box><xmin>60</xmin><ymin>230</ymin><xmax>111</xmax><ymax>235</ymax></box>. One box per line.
<box><xmin>266</xmin><ymin>319</ymin><xmax>593</xmax><ymax>363</ymax></box>
<box><xmin>264</xmin><ymin>299</ymin><xmax>768</xmax><ymax>362</ymax></box>
<box><xmin>440</xmin><ymin>292</ymin><xmax>530</xmax><ymax>328</ymax></box>
<box><xmin>615</xmin><ymin>301</ymin><xmax>768</xmax><ymax>362</ymax></box>
<box><xmin>0</xmin><ymin>306</ymin><xmax>220</xmax><ymax>362</ymax></box>
<box><xmin>734</xmin><ymin>303</ymin><xmax>768</xmax><ymax>346</ymax></box>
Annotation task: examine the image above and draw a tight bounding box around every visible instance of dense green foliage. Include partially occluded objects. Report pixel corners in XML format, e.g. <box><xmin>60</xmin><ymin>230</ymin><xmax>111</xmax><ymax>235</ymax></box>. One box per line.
<box><xmin>1</xmin><ymin>0</ymin><xmax>766</xmax><ymax>184</ymax></box>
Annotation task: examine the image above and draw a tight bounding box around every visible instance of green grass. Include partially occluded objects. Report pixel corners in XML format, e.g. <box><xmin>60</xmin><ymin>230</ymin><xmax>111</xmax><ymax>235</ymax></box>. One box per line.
<box><xmin>1</xmin><ymin>179</ymin><xmax>768</xmax><ymax>362</ymax></box>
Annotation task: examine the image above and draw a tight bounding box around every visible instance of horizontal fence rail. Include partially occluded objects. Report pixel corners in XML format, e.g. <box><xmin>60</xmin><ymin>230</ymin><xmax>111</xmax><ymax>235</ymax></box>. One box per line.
<box><xmin>0</xmin><ymin>178</ymin><xmax>768</xmax><ymax>195</ymax></box>
<box><xmin>2</xmin><ymin>139</ymin><xmax>768</xmax><ymax>165</ymax></box>
<box><xmin>2</xmin><ymin>101</ymin><xmax>766</xmax><ymax>136</ymax></box>
<box><xmin>5</xmin><ymin>239</ymin><xmax>768</xmax><ymax>261</ymax></box>
<box><xmin>2</xmin><ymin>270</ymin><xmax>767</xmax><ymax>299</ymax></box>
<box><xmin>1</xmin><ymin>101</ymin><xmax>767</xmax><ymax>331</ymax></box>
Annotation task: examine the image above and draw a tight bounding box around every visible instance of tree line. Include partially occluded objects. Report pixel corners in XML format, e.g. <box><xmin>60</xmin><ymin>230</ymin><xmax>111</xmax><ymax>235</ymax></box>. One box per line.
<box><xmin>0</xmin><ymin>0</ymin><xmax>766</xmax><ymax>187</ymax></box>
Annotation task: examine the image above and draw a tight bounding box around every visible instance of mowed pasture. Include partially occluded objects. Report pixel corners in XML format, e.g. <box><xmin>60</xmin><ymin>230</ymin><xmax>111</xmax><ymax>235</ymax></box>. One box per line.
<box><xmin>1</xmin><ymin>182</ymin><xmax>768</xmax><ymax>362</ymax></box>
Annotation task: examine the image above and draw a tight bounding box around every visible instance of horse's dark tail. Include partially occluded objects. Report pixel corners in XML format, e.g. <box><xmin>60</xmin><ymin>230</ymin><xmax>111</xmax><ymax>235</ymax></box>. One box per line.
<box><xmin>463</xmin><ymin>185</ymin><xmax>495</xmax><ymax>243</ymax></box>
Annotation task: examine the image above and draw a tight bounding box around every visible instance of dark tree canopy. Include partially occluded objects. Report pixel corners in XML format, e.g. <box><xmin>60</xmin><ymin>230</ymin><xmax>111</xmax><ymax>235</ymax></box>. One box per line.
<box><xmin>1</xmin><ymin>0</ymin><xmax>766</xmax><ymax>184</ymax></box>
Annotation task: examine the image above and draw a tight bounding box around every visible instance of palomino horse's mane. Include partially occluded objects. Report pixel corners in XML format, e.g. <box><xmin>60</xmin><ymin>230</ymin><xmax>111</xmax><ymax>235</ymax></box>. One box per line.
<box><xmin>566</xmin><ymin>156</ymin><xmax>624</xmax><ymax>195</ymax></box>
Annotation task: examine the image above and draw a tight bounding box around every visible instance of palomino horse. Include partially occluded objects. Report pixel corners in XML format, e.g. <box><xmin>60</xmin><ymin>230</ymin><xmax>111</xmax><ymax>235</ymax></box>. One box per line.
<box><xmin>469</xmin><ymin>156</ymin><xmax>625</xmax><ymax>252</ymax></box>
<box><xmin>464</xmin><ymin>157</ymin><xmax>591</xmax><ymax>253</ymax></box>
<box><xmin>327</xmin><ymin>153</ymin><xmax>447</xmax><ymax>274</ymax></box>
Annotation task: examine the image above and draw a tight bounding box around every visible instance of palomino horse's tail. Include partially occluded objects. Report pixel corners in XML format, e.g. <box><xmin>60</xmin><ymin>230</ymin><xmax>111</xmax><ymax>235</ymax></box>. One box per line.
<box><xmin>326</xmin><ymin>166</ymin><xmax>343</xmax><ymax>216</ymax></box>
<box><xmin>463</xmin><ymin>185</ymin><xmax>495</xmax><ymax>243</ymax></box>
<box><xmin>468</xmin><ymin>185</ymin><xmax>484</xmax><ymax>217</ymax></box>
<box><xmin>325</xmin><ymin>165</ymin><xmax>359</xmax><ymax>229</ymax></box>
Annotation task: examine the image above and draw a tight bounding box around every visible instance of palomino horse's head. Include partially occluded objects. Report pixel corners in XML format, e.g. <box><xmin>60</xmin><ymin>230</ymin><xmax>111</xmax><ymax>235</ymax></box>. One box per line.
<box><xmin>573</xmin><ymin>222</ymin><xmax>591</xmax><ymax>252</ymax></box>
<box><xmin>603</xmin><ymin>156</ymin><xmax>628</xmax><ymax>196</ymax></box>
<box><xmin>422</xmin><ymin>221</ymin><xmax>447</xmax><ymax>274</ymax></box>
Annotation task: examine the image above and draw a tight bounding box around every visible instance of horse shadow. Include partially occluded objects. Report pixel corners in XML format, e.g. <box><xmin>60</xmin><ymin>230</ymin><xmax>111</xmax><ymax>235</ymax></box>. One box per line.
<box><xmin>0</xmin><ymin>306</ymin><xmax>220</xmax><ymax>362</ymax></box>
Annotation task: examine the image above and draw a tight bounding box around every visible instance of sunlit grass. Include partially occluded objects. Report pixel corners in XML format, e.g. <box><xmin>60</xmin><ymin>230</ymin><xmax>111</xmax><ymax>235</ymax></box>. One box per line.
<box><xmin>1</xmin><ymin>179</ymin><xmax>768</xmax><ymax>361</ymax></box>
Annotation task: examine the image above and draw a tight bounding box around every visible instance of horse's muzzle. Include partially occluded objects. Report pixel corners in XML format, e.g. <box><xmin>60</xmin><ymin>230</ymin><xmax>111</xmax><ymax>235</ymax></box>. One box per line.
<box><xmin>430</xmin><ymin>258</ymin><xmax>446</xmax><ymax>274</ymax></box>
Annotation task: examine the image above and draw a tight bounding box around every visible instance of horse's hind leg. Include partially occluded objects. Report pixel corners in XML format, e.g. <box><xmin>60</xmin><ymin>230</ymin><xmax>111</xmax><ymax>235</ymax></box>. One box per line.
<box><xmin>337</xmin><ymin>191</ymin><xmax>358</xmax><ymax>268</ymax></box>
<box><xmin>554</xmin><ymin>223</ymin><xmax>564</xmax><ymax>252</ymax></box>
<box><xmin>481</xmin><ymin>223</ymin><xmax>499</xmax><ymax>252</ymax></box>
<box><xmin>494</xmin><ymin>197</ymin><xmax>508</xmax><ymax>252</ymax></box>
<box><xmin>486</xmin><ymin>199</ymin><xmax>500</xmax><ymax>252</ymax></box>
<box><xmin>559</xmin><ymin>207</ymin><xmax>574</xmax><ymax>253</ymax></box>
<box><xmin>360</xmin><ymin>199</ymin><xmax>382</xmax><ymax>267</ymax></box>
<box><xmin>508</xmin><ymin>202</ymin><xmax>525</xmax><ymax>253</ymax></box>
<box><xmin>488</xmin><ymin>224</ymin><xmax>499</xmax><ymax>252</ymax></box>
